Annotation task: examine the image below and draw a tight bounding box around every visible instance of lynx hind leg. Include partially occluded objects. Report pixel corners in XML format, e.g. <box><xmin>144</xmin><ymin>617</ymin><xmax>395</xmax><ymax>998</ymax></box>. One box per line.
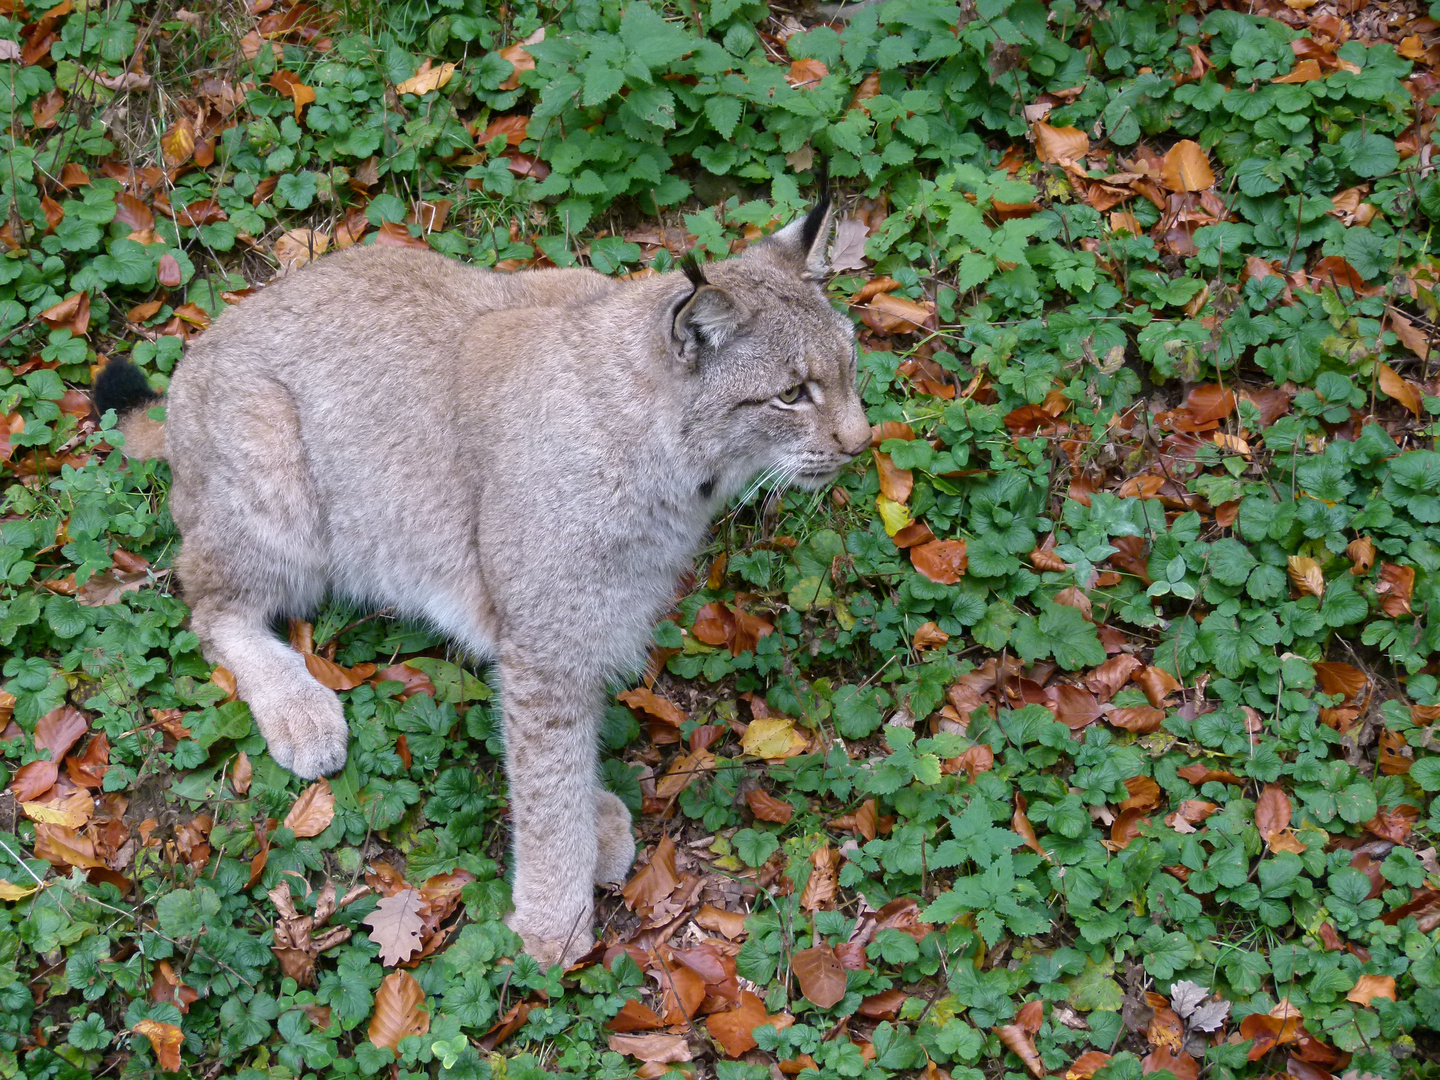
<box><xmin>594</xmin><ymin>788</ymin><xmax>635</xmax><ymax>885</ymax></box>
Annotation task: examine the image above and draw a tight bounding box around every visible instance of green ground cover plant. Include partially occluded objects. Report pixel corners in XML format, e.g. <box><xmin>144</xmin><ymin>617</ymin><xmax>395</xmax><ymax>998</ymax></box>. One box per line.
<box><xmin>2</xmin><ymin>0</ymin><xmax>1440</xmax><ymax>1076</ymax></box>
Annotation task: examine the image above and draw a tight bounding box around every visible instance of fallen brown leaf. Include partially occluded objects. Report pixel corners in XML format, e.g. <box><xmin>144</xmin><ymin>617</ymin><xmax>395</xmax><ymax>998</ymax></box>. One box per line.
<box><xmin>368</xmin><ymin>970</ymin><xmax>429</xmax><ymax>1054</ymax></box>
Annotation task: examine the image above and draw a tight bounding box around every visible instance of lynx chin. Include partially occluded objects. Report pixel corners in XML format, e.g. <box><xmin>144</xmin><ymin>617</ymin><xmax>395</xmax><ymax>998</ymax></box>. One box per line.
<box><xmin>93</xmin><ymin>200</ymin><xmax>871</xmax><ymax>967</ymax></box>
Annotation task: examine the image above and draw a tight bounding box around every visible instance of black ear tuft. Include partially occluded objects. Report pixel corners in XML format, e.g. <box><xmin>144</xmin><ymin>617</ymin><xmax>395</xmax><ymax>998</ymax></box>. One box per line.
<box><xmin>679</xmin><ymin>252</ymin><xmax>708</xmax><ymax>290</ymax></box>
<box><xmin>797</xmin><ymin>194</ymin><xmax>833</xmax><ymax>262</ymax></box>
<box><xmin>93</xmin><ymin>358</ymin><xmax>159</xmax><ymax>419</ymax></box>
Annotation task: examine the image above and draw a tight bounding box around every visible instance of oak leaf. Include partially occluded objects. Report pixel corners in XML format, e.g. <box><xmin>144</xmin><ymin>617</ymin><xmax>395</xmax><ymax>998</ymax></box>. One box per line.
<box><xmin>363</xmin><ymin>888</ymin><xmax>426</xmax><ymax>966</ymax></box>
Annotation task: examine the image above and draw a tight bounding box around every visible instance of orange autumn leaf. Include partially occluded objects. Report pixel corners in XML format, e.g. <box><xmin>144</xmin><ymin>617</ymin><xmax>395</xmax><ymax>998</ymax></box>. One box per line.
<box><xmin>1313</xmin><ymin>661</ymin><xmax>1367</xmax><ymax>702</ymax></box>
<box><xmin>133</xmin><ymin>1019</ymin><xmax>184</xmax><ymax>1071</ymax></box>
<box><xmin>996</xmin><ymin>1019</ymin><xmax>1046</xmax><ymax>1078</ymax></box>
<box><xmin>911</xmin><ymin>539</ymin><xmax>967</xmax><ymax>584</ymax></box>
<box><xmin>785</xmin><ymin>58</ymin><xmax>828</xmax><ymax>88</ymax></box>
<box><xmin>1273</xmin><ymin>58</ymin><xmax>1323</xmax><ymax>83</ymax></box>
<box><xmin>1378</xmin><ymin>362</ymin><xmax>1422</xmax><ymax>417</ymax></box>
<box><xmin>912</xmin><ymin>621</ymin><xmax>950</xmax><ymax>650</ymax></box>
<box><xmin>368</xmin><ymin>970</ymin><xmax>430</xmax><ymax>1055</ymax></box>
<box><xmin>497</xmin><ymin>42</ymin><xmax>535</xmax><ymax>90</ymax></box>
<box><xmin>1348</xmin><ymin>536</ymin><xmax>1376</xmax><ymax>575</ymax></box>
<box><xmin>1034</xmin><ymin>122</ymin><xmax>1089</xmax><ymax>163</ymax></box>
<box><xmin>1377</xmin><ymin>562</ymin><xmax>1415</xmax><ymax>617</ymax></box>
<box><xmin>1068</xmin><ymin>1052</ymin><xmax>1113</xmax><ymax>1080</ymax></box>
<box><xmin>706</xmin><ymin>990</ymin><xmax>770</xmax><ymax>1057</ymax></box>
<box><xmin>1348</xmin><ymin>974</ymin><xmax>1397</xmax><ymax>1006</ymax></box>
<box><xmin>283</xmin><ymin>778</ymin><xmax>335</xmax><ymax>838</ymax></box>
<box><xmin>1106</xmin><ymin>706</ymin><xmax>1166</xmax><ymax>733</ymax></box>
<box><xmin>1161</xmin><ymin>141</ymin><xmax>1215</xmax><ymax>192</ymax></box>
<box><xmin>874</xmin><ymin>449</ymin><xmax>913</xmax><ymax>503</ymax></box>
<box><xmin>745</xmin><ymin>788</ymin><xmax>794</xmax><ymax>824</ymax></box>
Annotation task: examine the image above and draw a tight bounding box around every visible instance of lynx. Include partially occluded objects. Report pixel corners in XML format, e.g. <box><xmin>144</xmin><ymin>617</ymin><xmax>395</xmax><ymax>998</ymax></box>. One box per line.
<box><xmin>94</xmin><ymin>201</ymin><xmax>871</xmax><ymax>966</ymax></box>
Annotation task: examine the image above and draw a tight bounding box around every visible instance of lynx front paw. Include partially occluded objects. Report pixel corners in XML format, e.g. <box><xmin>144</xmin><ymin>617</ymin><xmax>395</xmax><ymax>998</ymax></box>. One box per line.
<box><xmin>594</xmin><ymin>789</ymin><xmax>636</xmax><ymax>884</ymax></box>
<box><xmin>506</xmin><ymin>909</ymin><xmax>594</xmax><ymax>970</ymax></box>
<box><xmin>254</xmin><ymin>683</ymin><xmax>350</xmax><ymax>779</ymax></box>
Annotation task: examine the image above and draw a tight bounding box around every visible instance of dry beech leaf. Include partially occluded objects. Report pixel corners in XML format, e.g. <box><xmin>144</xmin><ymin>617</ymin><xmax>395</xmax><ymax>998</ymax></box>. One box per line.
<box><xmin>1069</xmin><ymin>1051</ymin><xmax>1114</xmax><ymax>1080</ymax></box>
<box><xmin>695</xmin><ymin>903</ymin><xmax>748</xmax><ymax>939</ymax></box>
<box><xmin>1313</xmin><ymin>661</ymin><xmax>1367</xmax><ymax>702</ymax></box>
<box><xmin>1134</xmin><ymin>666</ymin><xmax>1182</xmax><ymax>707</ymax></box>
<box><xmin>304</xmin><ymin>652</ymin><xmax>376</xmax><ymax>690</ymax></box>
<box><xmin>740</xmin><ymin>715</ymin><xmax>807</xmax><ymax>759</ymax></box>
<box><xmin>396</xmin><ymin>60</ymin><xmax>456</xmax><ymax>96</ymax></box>
<box><xmin>1348</xmin><ymin>536</ymin><xmax>1376</xmax><ymax>575</ymax></box>
<box><xmin>273</xmin><ymin>227</ymin><xmax>329</xmax><ymax>270</ymax></box>
<box><xmin>1287</xmin><ymin>555</ymin><xmax>1324</xmax><ymax>598</ymax></box>
<box><xmin>745</xmin><ymin>788</ymin><xmax>794</xmax><ymax>824</ymax></box>
<box><xmin>283</xmin><ymin>778</ymin><xmax>335</xmax><ymax>837</ymax></box>
<box><xmin>1377</xmin><ymin>563</ymin><xmax>1415</xmax><ymax>617</ymax></box>
<box><xmin>608</xmin><ymin>1032</ymin><xmax>693</xmax><ymax>1063</ymax></box>
<box><xmin>363</xmin><ymin>888</ymin><xmax>426</xmax><ymax>966</ymax></box>
<box><xmin>801</xmin><ymin>844</ymin><xmax>840</xmax><ymax>911</ymax></box>
<box><xmin>1034</xmin><ymin>121</ymin><xmax>1089</xmax><ymax>163</ymax></box>
<box><xmin>996</xmin><ymin>1020</ymin><xmax>1046</xmax><ymax>1078</ymax></box>
<box><xmin>785</xmin><ymin>57</ymin><xmax>828</xmax><ymax>88</ymax></box>
<box><xmin>368</xmin><ymin>970</ymin><xmax>429</xmax><ymax>1054</ymax></box>
<box><xmin>1120</xmin><ymin>776</ymin><xmax>1163</xmax><ymax>813</ymax></box>
<box><xmin>1083</xmin><ymin>654</ymin><xmax>1142</xmax><ymax>701</ymax></box>
<box><xmin>911</xmin><ymin>539</ymin><xmax>967</xmax><ymax>584</ymax></box>
<box><xmin>622</xmin><ymin>835</ymin><xmax>679</xmax><ymax>916</ymax></box>
<box><xmin>35</xmin><ymin>704</ymin><xmax>88</xmax><ymax>761</ymax></box>
<box><xmin>1347</xmin><ymin>974</ymin><xmax>1397</xmax><ymax>1006</ymax></box>
<box><xmin>1160</xmin><ymin>141</ymin><xmax>1215</xmax><ymax>192</ymax></box>
<box><xmin>1378</xmin><ymin>362</ymin><xmax>1422</xmax><ymax>417</ymax></box>
<box><xmin>792</xmin><ymin>944</ymin><xmax>847</xmax><ymax>1007</ymax></box>
<box><xmin>874</xmin><ymin>449</ymin><xmax>914</xmax><ymax>503</ymax></box>
<box><xmin>608</xmin><ymin>998</ymin><xmax>665</xmax><ymax>1032</ymax></box>
<box><xmin>913</xmin><ymin>621</ymin><xmax>950</xmax><ymax>649</ymax></box>
<box><xmin>9</xmin><ymin>760</ymin><xmax>58</xmax><ymax>801</ymax></box>
<box><xmin>133</xmin><ymin>1018</ymin><xmax>184</xmax><ymax>1071</ymax></box>
<box><xmin>1106</xmin><ymin>706</ymin><xmax>1165</xmax><ymax>733</ymax></box>
<box><xmin>706</xmin><ymin>990</ymin><xmax>770</xmax><ymax>1057</ymax></box>
<box><xmin>828</xmin><ymin>217</ymin><xmax>870</xmax><ymax>272</ymax></box>
<box><xmin>1142</xmin><ymin>1047</ymin><xmax>1199</xmax><ymax>1080</ymax></box>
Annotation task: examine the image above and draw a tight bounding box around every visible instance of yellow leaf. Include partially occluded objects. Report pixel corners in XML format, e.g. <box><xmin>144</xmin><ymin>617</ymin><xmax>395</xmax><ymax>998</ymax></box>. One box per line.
<box><xmin>0</xmin><ymin>879</ymin><xmax>40</xmax><ymax>901</ymax></box>
<box><xmin>1212</xmin><ymin>433</ymin><xmax>1250</xmax><ymax>456</ymax></box>
<box><xmin>876</xmin><ymin>495</ymin><xmax>911</xmax><ymax>536</ymax></box>
<box><xmin>1160</xmin><ymin>140</ymin><xmax>1215</xmax><ymax>192</ymax></box>
<box><xmin>1287</xmin><ymin>555</ymin><xmax>1324</xmax><ymax>598</ymax></box>
<box><xmin>740</xmin><ymin>716</ymin><xmax>807</xmax><ymax>759</ymax></box>
<box><xmin>396</xmin><ymin>61</ymin><xmax>456</xmax><ymax>96</ymax></box>
<box><xmin>21</xmin><ymin>790</ymin><xmax>93</xmax><ymax>828</ymax></box>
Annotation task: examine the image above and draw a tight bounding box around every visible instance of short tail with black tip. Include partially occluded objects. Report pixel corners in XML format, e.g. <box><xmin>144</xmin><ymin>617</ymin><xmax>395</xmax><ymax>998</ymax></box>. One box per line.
<box><xmin>92</xmin><ymin>358</ymin><xmax>167</xmax><ymax>460</ymax></box>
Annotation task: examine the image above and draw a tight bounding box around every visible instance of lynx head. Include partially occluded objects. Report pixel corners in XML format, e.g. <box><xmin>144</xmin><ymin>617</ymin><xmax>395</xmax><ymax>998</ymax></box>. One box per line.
<box><xmin>669</xmin><ymin>200</ymin><xmax>872</xmax><ymax>500</ymax></box>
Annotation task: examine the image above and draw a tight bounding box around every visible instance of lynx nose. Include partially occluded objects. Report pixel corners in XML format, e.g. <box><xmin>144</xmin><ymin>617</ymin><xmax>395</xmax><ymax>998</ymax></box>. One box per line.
<box><xmin>841</xmin><ymin>434</ymin><xmax>871</xmax><ymax>458</ymax></box>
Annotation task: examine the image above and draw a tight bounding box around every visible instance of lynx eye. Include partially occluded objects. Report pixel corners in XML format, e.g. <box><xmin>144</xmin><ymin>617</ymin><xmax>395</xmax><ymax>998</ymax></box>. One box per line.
<box><xmin>777</xmin><ymin>384</ymin><xmax>806</xmax><ymax>404</ymax></box>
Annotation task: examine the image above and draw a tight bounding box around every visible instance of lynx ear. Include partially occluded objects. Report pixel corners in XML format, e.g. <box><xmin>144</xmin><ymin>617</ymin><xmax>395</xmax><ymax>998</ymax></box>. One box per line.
<box><xmin>673</xmin><ymin>255</ymin><xmax>742</xmax><ymax>356</ymax></box>
<box><xmin>764</xmin><ymin>197</ymin><xmax>834</xmax><ymax>280</ymax></box>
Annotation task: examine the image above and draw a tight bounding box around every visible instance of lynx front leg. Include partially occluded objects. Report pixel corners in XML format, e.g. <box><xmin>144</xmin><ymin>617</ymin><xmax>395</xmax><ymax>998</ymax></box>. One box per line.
<box><xmin>499</xmin><ymin>656</ymin><xmax>605</xmax><ymax>968</ymax></box>
<box><xmin>195</xmin><ymin>604</ymin><xmax>349</xmax><ymax>779</ymax></box>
